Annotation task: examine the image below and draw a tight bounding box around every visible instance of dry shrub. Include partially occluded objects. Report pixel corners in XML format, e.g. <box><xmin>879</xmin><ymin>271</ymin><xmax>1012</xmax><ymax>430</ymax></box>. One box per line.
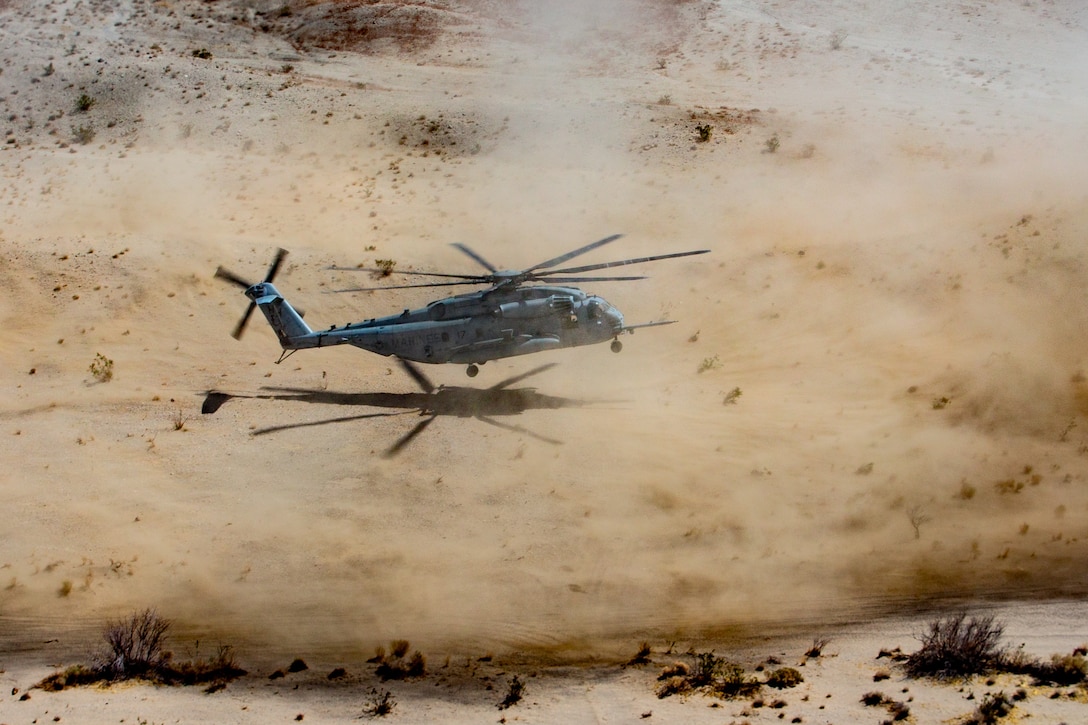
<box><xmin>805</xmin><ymin>636</ymin><xmax>831</xmax><ymax>658</ymax></box>
<box><xmin>658</xmin><ymin>661</ymin><xmax>689</xmax><ymax>680</ymax></box>
<box><xmin>362</xmin><ymin>688</ymin><xmax>396</xmax><ymax>718</ymax></box>
<box><xmin>626</xmin><ymin>642</ymin><xmax>652</xmax><ymax>666</ymax></box>
<box><xmin>1003</xmin><ymin>648</ymin><xmax>1087</xmax><ymax>685</ymax></box>
<box><xmin>497</xmin><ymin>674</ymin><xmax>524</xmax><ymax>710</ymax></box>
<box><xmin>374</xmin><ymin>641</ymin><xmax>426</xmax><ymax>681</ymax></box>
<box><xmin>655</xmin><ymin>652</ymin><xmax>761</xmax><ymax>700</ymax></box>
<box><xmin>34</xmin><ymin>609</ymin><xmax>245</xmax><ymax>691</ymax></box>
<box><xmin>655</xmin><ymin>675</ymin><xmax>690</xmax><ymax>699</ymax></box>
<box><xmin>161</xmin><ymin>644</ymin><xmax>245</xmax><ymax>686</ymax></box>
<box><xmin>390</xmin><ymin>639</ymin><xmax>410</xmax><ymax>658</ymax></box>
<box><xmin>99</xmin><ymin>608</ymin><xmax>171</xmax><ymax>678</ymax></box>
<box><xmin>906</xmin><ymin>612</ymin><xmax>1005</xmax><ymax>680</ymax></box>
<box><xmin>1035</xmin><ymin>653</ymin><xmax>1088</xmax><ymax>685</ymax></box>
<box><xmin>964</xmin><ymin>691</ymin><xmax>1014</xmax><ymax>724</ymax></box>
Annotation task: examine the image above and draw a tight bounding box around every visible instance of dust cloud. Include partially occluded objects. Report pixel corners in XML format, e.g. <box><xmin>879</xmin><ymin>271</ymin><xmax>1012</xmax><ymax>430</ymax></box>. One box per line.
<box><xmin>1</xmin><ymin>0</ymin><xmax>1087</xmax><ymax>664</ymax></box>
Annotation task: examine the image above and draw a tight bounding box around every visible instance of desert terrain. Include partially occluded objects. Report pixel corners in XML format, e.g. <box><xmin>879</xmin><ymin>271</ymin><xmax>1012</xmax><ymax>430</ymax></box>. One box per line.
<box><xmin>2</xmin><ymin>0</ymin><xmax>1088</xmax><ymax>721</ymax></box>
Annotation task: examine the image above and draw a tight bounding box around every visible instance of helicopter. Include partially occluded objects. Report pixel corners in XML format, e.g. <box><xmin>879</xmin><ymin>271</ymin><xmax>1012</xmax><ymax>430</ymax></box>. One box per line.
<box><xmin>214</xmin><ymin>234</ymin><xmax>708</xmax><ymax>377</ymax></box>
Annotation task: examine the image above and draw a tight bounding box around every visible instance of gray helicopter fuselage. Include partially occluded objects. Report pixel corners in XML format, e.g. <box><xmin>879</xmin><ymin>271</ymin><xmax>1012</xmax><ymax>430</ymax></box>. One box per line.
<box><xmin>250</xmin><ymin>282</ymin><xmax>624</xmax><ymax>365</ymax></box>
<box><xmin>220</xmin><ymin>237</ymin><xmax>707</xmax><ymax>374</ymax></box>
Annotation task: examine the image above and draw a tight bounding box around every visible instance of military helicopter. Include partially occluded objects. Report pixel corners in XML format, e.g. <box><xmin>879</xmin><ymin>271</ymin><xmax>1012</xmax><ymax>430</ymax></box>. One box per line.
<box><xmin>214</xmin><ymin>234</ymin><xmax>708</xmax><ymax>376</ymax></box>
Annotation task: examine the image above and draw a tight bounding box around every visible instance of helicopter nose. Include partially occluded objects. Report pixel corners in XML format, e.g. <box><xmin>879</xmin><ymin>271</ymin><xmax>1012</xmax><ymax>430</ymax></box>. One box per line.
<box><xmin>606</xmin><ymin>308</ymin><xmax>625</xmax><ymax>333</ymax></box>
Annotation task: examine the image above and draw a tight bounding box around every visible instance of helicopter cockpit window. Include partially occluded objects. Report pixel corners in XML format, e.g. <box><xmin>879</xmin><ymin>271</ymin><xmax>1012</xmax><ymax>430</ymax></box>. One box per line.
<box><xmin>587</xmin><ymin>301</ymin><xmax>600</xmax><ymax>319</ymax></box>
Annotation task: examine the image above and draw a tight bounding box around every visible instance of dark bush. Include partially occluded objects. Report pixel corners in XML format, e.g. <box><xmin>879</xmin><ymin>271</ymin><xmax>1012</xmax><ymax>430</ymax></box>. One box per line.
<box><xmin>1030</xmin><ymin>653</ymin><xmax>1087</xmax><ymax>685</ymax></box>
<box><xmin>861</xmin><ymin>691</ymin><xmax>887</xmax><ymax>706</ymax></box>
<box><xmin>497</xmin><ymin>674</ymin><xmax>524</xmax><ymax>710</ymax></box>
<box><xmin>99</xmin><ymin>608</ymin><xmax>171</xmax><ymax>678</ymax></box>
<box><xmin>906</xmin><ymin>612</ymin><xmax>1005</xmax><ymax>680</ymax></box>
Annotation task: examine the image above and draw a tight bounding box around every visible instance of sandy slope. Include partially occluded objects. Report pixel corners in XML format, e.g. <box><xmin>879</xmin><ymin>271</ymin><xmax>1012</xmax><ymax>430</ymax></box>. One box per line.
<box><xmin>2</xmin><ymin>0</ymin><xmax>1088</xmax><ymax>720</ymax></box>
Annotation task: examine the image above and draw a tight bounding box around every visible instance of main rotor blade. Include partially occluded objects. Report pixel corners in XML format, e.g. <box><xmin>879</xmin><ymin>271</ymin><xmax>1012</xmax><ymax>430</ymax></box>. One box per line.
<box><xmin>542</xmin><ymin>249</ymin><xmax>710</xmax><ymax>276</ymax></box>
<box><xmin>264</xmin><ymin>248</ymin><xmax>288</xmax><ymax>283</ymax></box>
<box><xmin>232</xmin><ymin>301</ymin><xmax>256</xmax><ymax>340</ymax></box>
<box><xmin>384</xmin><ymin>415</ymin><xmax>437</xmax><ymax>457</ymax></box>
<box><xmin>329</xmin><ymin>280</ymin><xmax>485</xmax><ymax>293</ymax></box>
<box><xmin>489</xmin><ymin>362</ymin><xmax>559</xmax><ymax>391</ymax></box>
<box><xmin>397</xmin><ymin>358</ymin><xmax>435</xmax><ymax>394</ymax></box>
<box><xmin>451</xmin><ymin>243</ymin><xmax>499</xmax><ymax>274</ymax></box>
<box><xmin>532</xmin><ymin>275</ymin><xmax>648</xmax><ymax>283</ymax></box>
<box><xmin>523</xmin><ymin>234</ymin><xmax>624</xmax><ymax>273</ymax></box>
<box><xmin>215</xmin><ymin>266</ymin><xmax>252</xmax><ymax>290</ymax></box>
<box><xmin>327</xmin><ymin>267</ymin><xmax>485</xmax><ymax>281</ymax></box>
<box><xmin>252</xmin><ymin>411</ymin><xmax>405</xmax><ymax>436</ymax></box>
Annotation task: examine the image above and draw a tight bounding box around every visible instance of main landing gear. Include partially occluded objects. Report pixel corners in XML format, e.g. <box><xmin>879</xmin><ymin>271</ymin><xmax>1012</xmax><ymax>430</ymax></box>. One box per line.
<box><xmin>466</xmin><ymin>364</ymin><xmax>480</xmax><ymax>377</ymax></box>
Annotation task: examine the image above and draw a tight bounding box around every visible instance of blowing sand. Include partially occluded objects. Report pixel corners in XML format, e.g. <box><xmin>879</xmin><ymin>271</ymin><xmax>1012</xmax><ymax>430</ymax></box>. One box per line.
<box><xmin>2</xmin><ymin>0</ymin><xmax>1088</xmax><ymax>721</ymax></box>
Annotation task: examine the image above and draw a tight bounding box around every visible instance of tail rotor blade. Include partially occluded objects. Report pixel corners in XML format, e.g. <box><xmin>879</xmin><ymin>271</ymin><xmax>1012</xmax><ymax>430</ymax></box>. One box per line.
<box><xmin>216</xmin><ymin>248</ymin><xmax>290</xmax><ymax>340</ymax></box>
<box><xmin>264</xmin><ymin>248</ymin><xmax>288</xmax><ymax>283</ymax></box>
<box><xmin>232</xmin><ymin>301</ymin><xmax>256</xmax><ymax>340</ymax></box>
<box><xmin>214</xmin><ymin>266</ymin><xmax>252</xmax><ymax>290</ymax></box>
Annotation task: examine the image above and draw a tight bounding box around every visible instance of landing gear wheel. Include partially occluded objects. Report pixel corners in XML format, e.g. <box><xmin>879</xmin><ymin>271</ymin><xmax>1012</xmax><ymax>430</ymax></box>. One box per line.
<box><xmin>611</xmin><ymin>339</ymin><xmax>623</xmax><ymax>353</ymax></box>
<box><xmin>466</xmin><ymin>364</ymin><xmax>479</xmax><ymax>378</ymax></box>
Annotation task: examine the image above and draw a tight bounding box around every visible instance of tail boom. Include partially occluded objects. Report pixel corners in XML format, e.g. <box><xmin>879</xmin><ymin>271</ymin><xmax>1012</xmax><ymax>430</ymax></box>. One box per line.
<box><xmin>248</xmin><ymin>282</ymin><xmax>316</xmax><ymax>348</ymax></box>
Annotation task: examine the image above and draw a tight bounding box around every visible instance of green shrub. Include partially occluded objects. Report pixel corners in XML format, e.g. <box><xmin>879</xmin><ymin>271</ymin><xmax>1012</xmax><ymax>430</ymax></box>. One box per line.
<box><xmin>765</xmin><ymin>667</ymin><xmax>803</xmax><ymax>689</ymax></box>
<box><xmin>697</xmin><ymin>355</ymin><xmax>721</xmax><ymax>373</ymax></box>
<box><xmin>89</xmin><ymin>352</ymin><xmax>113</xmax><ymax>381</ymax></box>
<box><xmin>36</xmin><ymin>665</ymin><xmax>100</xmax><ymax>691</ymax></box>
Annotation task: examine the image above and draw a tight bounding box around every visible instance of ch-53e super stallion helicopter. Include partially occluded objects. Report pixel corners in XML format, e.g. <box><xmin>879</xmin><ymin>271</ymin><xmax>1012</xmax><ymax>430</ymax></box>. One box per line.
<box><xmin>214</xmin><ymin>234</ymin><xmax>708</xmax><ymax>377</ymax></box>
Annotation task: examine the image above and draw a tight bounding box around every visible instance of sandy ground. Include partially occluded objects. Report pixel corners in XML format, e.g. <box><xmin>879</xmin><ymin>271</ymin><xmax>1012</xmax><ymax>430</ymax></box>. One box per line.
<box><xmin>2</xmin><ymin>0</ymin><xmax>1088</xmax><ymax>721</ymax></box>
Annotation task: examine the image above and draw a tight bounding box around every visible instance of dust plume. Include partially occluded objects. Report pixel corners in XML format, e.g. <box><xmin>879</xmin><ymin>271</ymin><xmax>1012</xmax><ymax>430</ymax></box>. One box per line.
<box><xmin>1</xmin><ymin>0</ymin><xmax>1087</xmax><ymax>665</ymax></box>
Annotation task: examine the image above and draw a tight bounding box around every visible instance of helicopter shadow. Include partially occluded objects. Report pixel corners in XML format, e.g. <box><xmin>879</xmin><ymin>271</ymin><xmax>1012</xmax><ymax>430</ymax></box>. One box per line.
<box><xmin>202</xmin><ymin>360</ymin><xmax>598</xmax><ymax>457</ymax></box>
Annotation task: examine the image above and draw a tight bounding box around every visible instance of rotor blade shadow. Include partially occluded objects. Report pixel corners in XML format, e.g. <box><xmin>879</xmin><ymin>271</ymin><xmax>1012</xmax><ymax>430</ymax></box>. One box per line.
<box><xmin>252</xmin><ymin>411</ymin><xmax>409</xmax><ymax>436</ymax></box>
<box><xmin>476</xmin><ymin>415</ymin><xmax>562</xmax><ymax>445</ymax></box>
<box><xmin>384</xmin><ymin>415</ymin><xmax>437</xmax><ymax>458</ymax></box>
<box><xmin>202</xmin><ymin>364</ymin><xmax>597</xmax><ymax>455</ymax></box>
